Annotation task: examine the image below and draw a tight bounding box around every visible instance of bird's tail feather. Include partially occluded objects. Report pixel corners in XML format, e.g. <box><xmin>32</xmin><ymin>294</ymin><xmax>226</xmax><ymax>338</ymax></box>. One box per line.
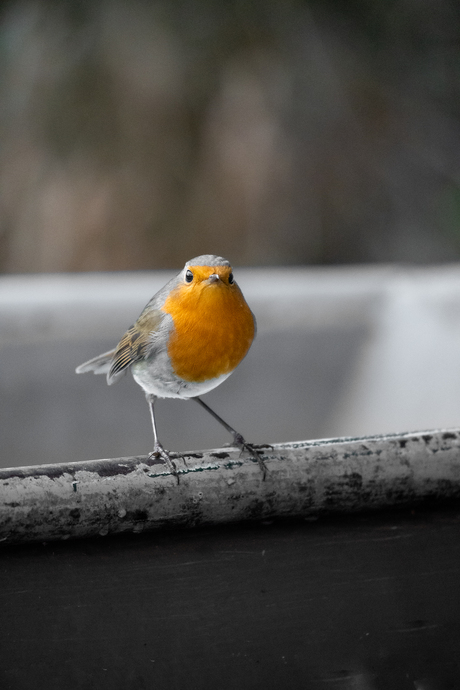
<box><xmin>75</xmin><ymin>350</ymin><xmax>115</xmax><ymax>376</ymax></box>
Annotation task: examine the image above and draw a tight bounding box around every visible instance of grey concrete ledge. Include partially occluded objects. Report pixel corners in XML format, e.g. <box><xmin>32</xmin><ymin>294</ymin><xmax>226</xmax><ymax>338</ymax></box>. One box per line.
<box><xmin>1</xmin><ymin>263</ymin><xmax>452</xmax><ymax>344</ymax></box>
<box><xmin>1</xmin><ymin>428</ymin><xmax>460</xmax><ymax>544</ymax></box>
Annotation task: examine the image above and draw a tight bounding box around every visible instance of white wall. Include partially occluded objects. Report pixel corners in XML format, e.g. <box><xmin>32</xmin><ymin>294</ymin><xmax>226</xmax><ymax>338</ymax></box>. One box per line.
<box><xmin>1</xmin><ymin>265</ymin><xmax>459</xmax><ymax>467</ymax></box>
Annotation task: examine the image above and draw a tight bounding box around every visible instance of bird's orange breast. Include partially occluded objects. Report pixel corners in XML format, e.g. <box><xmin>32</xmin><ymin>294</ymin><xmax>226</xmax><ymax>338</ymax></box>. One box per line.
<box><xmin>162</xmin><ymin>279</ymin><xmax>255</xmax><ymax>383</ymax></box>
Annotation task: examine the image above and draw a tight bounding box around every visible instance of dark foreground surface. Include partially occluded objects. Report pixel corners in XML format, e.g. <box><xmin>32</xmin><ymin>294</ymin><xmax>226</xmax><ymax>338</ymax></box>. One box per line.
<box><xmin>1</xmin><ymin>507</ymin><xmax>460</xmax><ymax>690</ymax></box>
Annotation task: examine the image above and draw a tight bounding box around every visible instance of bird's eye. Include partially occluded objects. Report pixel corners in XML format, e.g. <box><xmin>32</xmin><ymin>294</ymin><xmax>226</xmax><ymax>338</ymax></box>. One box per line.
<box><xmin>228</xmin><ymin>272</ymin><xmax>234</xmax><ymax>285</ymax></box>
<box><xmin>185</xmin><ymin>269</ymin><xmax>193</xmax><ymax>283</ymax></box>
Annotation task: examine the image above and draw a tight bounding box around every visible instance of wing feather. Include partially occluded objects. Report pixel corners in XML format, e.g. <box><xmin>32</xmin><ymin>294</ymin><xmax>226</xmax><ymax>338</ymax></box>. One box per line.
<box><xmin>108</xmin><ymin>309</ymin><xmax>163</xmax><ymax>384</ymax></box>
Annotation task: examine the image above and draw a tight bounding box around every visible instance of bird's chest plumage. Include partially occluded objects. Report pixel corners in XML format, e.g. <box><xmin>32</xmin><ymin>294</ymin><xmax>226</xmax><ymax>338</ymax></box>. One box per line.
<box><xmin>162</xmin><ymin>283</ymin><xmax>255</xmax><ymax>383</ymax></box>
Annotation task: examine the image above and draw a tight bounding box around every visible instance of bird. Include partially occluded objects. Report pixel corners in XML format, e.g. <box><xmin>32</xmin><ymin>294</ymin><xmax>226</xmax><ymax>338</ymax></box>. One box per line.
<box><xmin>76</xmin><ymin>254</ymin><xmax>265</xmax><ymax>480</ymax></box>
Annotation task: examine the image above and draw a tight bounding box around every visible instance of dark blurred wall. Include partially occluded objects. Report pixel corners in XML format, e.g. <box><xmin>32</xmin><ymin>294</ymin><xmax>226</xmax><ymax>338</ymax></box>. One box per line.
<box><xmin>1</xmin><ymin>0</ymin><xmax>460</xmax><ymax>272</ymax></box>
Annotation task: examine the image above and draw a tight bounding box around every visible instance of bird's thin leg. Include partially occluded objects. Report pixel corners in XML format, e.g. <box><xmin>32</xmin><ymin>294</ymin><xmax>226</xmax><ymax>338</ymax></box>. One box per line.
<box><xmin>193</xmin><ymin>396</ymin><xmax>267</xmax><ymax>478</ymax></box>
<box><xmin>145</xmin><ymin>393</ymin><xmax>180</xmax><ymax>481</ymax></box>
<box><xmin>146</xmin><ymin>394</ymin><xmax>160</xmax><ymax>446</ymax></box>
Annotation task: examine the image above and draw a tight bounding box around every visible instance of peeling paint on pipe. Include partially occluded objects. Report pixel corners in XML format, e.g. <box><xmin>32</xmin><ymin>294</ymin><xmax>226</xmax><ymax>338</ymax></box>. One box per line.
<box><xmin>1</xmin><ymin>429</ymin><xmax>460</xmax><ymax>544</ymax></box>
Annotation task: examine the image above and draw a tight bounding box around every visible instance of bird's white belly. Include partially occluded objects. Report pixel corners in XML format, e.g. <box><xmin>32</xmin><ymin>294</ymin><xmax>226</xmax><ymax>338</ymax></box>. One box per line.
<box><xmin>131</xmin><ymin>352</ymin><xmax>232</xmax><ymax>399</ymax></box>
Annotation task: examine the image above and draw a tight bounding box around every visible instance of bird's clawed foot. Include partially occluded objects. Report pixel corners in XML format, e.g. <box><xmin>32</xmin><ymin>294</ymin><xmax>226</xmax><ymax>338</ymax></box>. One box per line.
<box><xmin>148</xmin><ymin>442</ymin><xmax>186</xmax><ymax>484</ymax></box>
<box><xmin>232</xmin><ymin>433</ymin><xmax>268</xmax><ymax>480</ymax></box>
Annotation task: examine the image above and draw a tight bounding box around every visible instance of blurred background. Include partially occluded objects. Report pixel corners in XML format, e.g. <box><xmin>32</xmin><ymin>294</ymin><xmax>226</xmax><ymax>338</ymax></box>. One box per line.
<box><xmin>2</xmin><ymin>0</ymin><xmax>460</xmax><ymax>272</ymax></box>
<box><xmin>3</xmin><ymin>6</ymin><xmax>460</xmax><ymax>687</ymax></box>
<box><xmin>2</xmin><ymin>0</ymin><xmax>460</xmax><ymax>467</ymax></box>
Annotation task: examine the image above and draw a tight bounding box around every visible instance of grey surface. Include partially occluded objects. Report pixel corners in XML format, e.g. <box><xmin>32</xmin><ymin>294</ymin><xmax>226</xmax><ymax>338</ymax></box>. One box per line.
<box><xmin>3</xmin><ymin>264</ymin><xmax>460</xmax><ymax>467</ymax></box>
<box><xmin>0</xmin><ymin>325</ymin><xmax>367</xmax><ymax>466</ymax></box>
<box><xmin>1</xmin><ymin>509</ymin><xmax>460</xmax><ymax>690</ymax></box>
<box><xmin>4</xmin><ymin>428</ymin><xmax>460</xmax><ymax>544</ymax></box>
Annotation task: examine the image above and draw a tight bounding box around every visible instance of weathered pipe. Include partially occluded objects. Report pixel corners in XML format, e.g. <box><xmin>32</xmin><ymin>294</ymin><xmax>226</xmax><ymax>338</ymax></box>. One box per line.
<box><xmin>1</xmin><ymin>429</ymin><xmax>460</xmax><ymax>544</ymax></box>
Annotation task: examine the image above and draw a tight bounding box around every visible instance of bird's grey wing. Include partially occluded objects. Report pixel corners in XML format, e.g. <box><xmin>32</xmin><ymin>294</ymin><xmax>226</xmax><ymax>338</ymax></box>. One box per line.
<box><xmin>107</xmin><ymin>308</ymin><xmax>164</xmax><ymax>385</ymax></box>
<box><xmin>76</xmin><ymin>273</ymin><xmax>179</xmax><ymax>383</ymax></box>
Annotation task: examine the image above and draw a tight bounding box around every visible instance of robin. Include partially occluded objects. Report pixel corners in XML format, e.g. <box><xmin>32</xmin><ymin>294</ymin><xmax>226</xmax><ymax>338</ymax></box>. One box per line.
<box><xmin>76</xmin><ymin>254</ymin><xmax>265</xmax><ymax>479</ymax></box>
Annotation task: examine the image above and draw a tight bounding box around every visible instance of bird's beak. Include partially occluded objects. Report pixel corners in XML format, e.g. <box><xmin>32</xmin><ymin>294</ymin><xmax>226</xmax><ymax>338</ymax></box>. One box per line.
<box><xmin>207</xmin><ymin>273</ymin><xmax>220</xmax><ymax>283</ymax></box>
